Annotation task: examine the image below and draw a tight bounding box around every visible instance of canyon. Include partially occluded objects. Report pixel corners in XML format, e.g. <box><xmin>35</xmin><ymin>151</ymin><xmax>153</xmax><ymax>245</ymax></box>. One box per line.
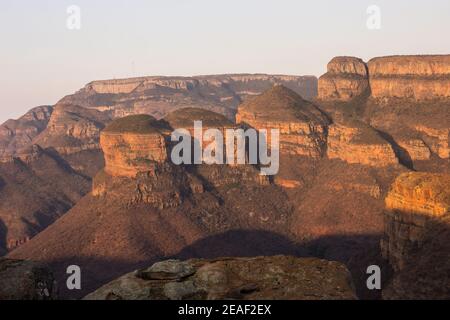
<box><xmin>1</xmin><ymin>54</ymin><xmax>449</xmax><ymax>300</ymax></box>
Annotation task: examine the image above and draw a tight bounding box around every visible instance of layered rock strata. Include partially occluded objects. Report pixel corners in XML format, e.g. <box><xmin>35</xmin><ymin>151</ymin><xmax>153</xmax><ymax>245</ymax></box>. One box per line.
<box><xmin>381</xmin><ymin>172</ymin><xmax>450</xmax><ymax>271</ymax></box>
<box><xmin>101</xmin><ymin>115</ymin><xmax>169</xmax><ymax>177</ymax></box>
<box><xmin>318</xmin><ymin>57</ymin><xmax>369</xmax><ymax>101</ymax></box>
<box><xmin>236</xmin><ymin>85</ymin><xmax>329</xmax><ymax>158</ymax></box>
<box><xmin>368</xmin><ymin>55</ymin><xmax>450</xmax><ymax>100</ymax></box>
<box><xmin>327</xmin><ymin>121</ymin><xmax>398</xmax><ymax>167</ymax></box>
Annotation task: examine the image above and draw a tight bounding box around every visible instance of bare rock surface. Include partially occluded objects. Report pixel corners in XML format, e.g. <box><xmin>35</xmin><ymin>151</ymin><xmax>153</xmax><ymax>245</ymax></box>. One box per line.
<box><xmin>0</xmin><ymin>258</ymin><xmax>56</xmax><ymax>300</ymax></box>
<box><xmin>84</xmin><ymin>256</ymin><xmax>356</xmax><ymax>300</ymax></box>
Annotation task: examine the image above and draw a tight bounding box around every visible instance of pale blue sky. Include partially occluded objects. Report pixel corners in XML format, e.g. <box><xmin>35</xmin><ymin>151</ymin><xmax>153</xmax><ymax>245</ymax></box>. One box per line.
<box><xmin>1</xmin><ymin>0</ymin><xmax>450</xmax><ymax>121</ymax></box>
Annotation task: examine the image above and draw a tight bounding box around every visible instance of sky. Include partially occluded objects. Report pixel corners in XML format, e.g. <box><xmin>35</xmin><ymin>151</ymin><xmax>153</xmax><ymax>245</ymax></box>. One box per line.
<box><xmin>1</xmin><ymin>0</ymin><xmax>450</xmax><ymax>122</ymax></box>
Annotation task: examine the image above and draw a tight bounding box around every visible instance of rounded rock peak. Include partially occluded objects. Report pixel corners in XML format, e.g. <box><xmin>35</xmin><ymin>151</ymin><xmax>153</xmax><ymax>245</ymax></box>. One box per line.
<box><xmin>103</xmin><ymin>114</ymin><xmax>169</xmax><ymax>134</ymax></box>
<box><xmin>164</xmin><ymin>108</ymin><xmax>233</xmax><ymax>128</ymax></box>
<box><xmin>327</xmin><ymin>56</ymin><xmax>368</xmax><ymax>77</ymax></box>
<box><xmin>237</xmin><ymin>85</ymin><xmax>324</xmax><ymax>123</ymax></box>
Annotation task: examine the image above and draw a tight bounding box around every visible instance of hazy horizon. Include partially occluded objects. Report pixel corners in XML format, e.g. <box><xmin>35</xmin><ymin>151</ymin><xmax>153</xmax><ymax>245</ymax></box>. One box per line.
<box><xmin>1</xmin><ymin>0</ymin><xmax>450</xmax><ymax>122</ymax></box>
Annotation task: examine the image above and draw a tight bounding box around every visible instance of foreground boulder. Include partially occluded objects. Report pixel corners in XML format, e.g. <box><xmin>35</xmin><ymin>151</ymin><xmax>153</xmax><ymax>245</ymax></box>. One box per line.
<box><xmin>84</xmin><ymin>256</ymin><xmax>356</xmax><ymax>300</ymax></box>
<box><xmin>0</xmin><ymin>259</ymin><xmax>56</xmax><ymax>300</ymax></box>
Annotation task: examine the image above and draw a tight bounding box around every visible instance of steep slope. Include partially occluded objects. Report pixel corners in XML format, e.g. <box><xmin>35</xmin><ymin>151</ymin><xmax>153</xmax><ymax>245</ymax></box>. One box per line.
<box><xmin>0</xmin><ymin>106</ymin><xmax>53</xmax><ymax>157</ymax></box>
<box><xmin>0</xmin><ymin>146</ymin><xmax>90</xmax><ymax>253</ymax></box>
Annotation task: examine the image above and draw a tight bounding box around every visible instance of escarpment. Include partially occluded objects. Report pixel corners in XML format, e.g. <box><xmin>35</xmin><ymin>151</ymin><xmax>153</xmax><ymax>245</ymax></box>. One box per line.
<box><xmin>60</xmin><ymin>74</ymin><xmax>318</xmax><ymax>120</ymax></box>
<box><xmin>0</xmin><ymin>106</ymin><xmax>53</xmax><ymax>157</ymax></box>
<box><xmin>33</xmin><ymin>104</ymin><xmax>111</xmax><ymax>155</ymax></box>
<box><xmin>236</xmin><ymin>85</ymin><xmax>329</xmax><ymax>158</ymax></box>
<box><xmin>318</xmin><ymin>57</ymin><xmax>369</xmax><ymax>101</ymax></box>
<box><xmin>369</xmin><ymin>55</ymin><xmax>450</xmax><ymax>100</ymax></box>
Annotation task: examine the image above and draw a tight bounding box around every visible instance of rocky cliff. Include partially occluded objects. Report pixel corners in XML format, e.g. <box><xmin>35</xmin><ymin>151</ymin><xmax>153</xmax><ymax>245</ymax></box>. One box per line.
<box><xmin>61</xmin><ymin>74</ymin><xmax>318</xmax><ymax>120</ymax></box>
<box><xmin>236</xmin><ymin>85</ymin><xmax>329</xmax><ymax>158</ymax></box>
<box><xmin>101</xmin><ymin>115</ymin><xmax>169</xmax><ymax>178</ymax></box>
<box><xmin>369</xmin><ymin>55</ymin><xmax>450</xmax><ymax>100</ymax></box>
<box><xmin>327</xmin><ymin>120</ymin><xmax>398</xmax><ymax>167</ymax></box>
<box><xmin>318</xmin><ymin>57</ymin><xmax>369</xmax><ymax>101</ymax></box>
<box><xmin>9</xmin><ymin>108</ymin><xmax>292</xmax><ymax>298</ymax></box>
<box><xmin>0</xmin><ymin>106</ymin><xmax>53</xmax><ymax>157</ymax></box>
<box><xmin>381</xmin><ymin>172</ymin><xmax>450</xmax><ymax>299</ymax></box>
<box><xmin>32</xmin><ymin>104</ymin><xmax>111</xmax><ymax>155</ymax></box>
<box><xmin>84</xmin><ymin>256</ymin><xmax>356</xmax><ymax>300</ymax></box>
<box><xmin>382</xmin><ymin>172</ymin><xmax>450</xmax><ymax>271</ymax></box>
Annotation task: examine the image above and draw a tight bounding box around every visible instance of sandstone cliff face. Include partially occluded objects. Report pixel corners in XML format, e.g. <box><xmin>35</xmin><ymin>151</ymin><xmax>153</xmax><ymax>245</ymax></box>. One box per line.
<box><xmin>236</xmin><ymin>85</ymin><xmax>329</xmax><ymax>158</ymax></box>
<box><xmin>327</xmin><ymin>121</ymin><xmax>398</xmax><ymax>167</ymax></box>
<box><xmin>381</xmin><ymin>172</ymin><xmax>450</xmax><ymax>271</ymax></box>
<box><xmin>61</xmin><ymin>74</ymin><xmax>318</xmax><ymax>121</ymax></box>
<box><xmin>369</xmin><ymin>55</ymin><xmax>450</xmax><ymax>100</ymax></box>
<box><xmin>84</xmin><ymin>256</ymin><xmax>356</xmax><ymax>300</ymax></box>
<box><xmin>0</xmin><ymin>106</ymin><xmax>53</xmax><ymax>157</ymax></box>
<box><xmin>0</xmin><ymin>259</ymin><xmax>56</xmax><ymax>300</ymax></box>
<box><xmin>33</xmin><ymin>104</ymin><xmax>111</xmax><ymax>155</ymax></box>
<box><xmin>318</xmin><ymin>57</ymin><xmax>369</xmax><ymax>101</ymax></box>
<box><xmin>101</xmin><ymin>115</ymin><xmax>168</xmax><ymax>178</ymax></box>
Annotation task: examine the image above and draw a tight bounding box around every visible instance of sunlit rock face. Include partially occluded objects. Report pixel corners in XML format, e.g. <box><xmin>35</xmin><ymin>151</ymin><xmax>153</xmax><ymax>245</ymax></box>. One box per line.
<box><xmin>236</xmin><ymin>85</ymin><xmax>329</xmax><ymax>158</ymax></box>
<box><xmin>327</xmin><ymin>120</ymin><xmax>398</xmax><ymax>167</ymax></box>
<box><xmin>382</xmin><ymin>172</ymin><xmax>450</xmax><ymax>271</ymax></box>
<box><xmin>368</xmin><ymin>55</ymin><xmax>450</xmax><ymax>100</ymax></box>
<box><xmin>100</xmin><ymin>115</ymin><xmax>169</xmax><ymax>178</ymax></box>
<box><xmin>318</xmin><ymin>57</ymin><xmax>369</xmax><ymax>101</ymax></box>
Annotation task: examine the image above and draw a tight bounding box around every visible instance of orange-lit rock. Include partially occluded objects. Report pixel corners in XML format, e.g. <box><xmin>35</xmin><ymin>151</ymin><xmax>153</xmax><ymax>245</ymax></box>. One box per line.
<box><xmin>368</xmin><ymin>55</ymin><xmax>450</xmax><ymax>100</ymax></box>
<box><xmin>101</xmin><ymin>115</ymin><xmax>169</xmax><ymax>177</ymax></box>
<box><xmin>318</xmin><ymin>57</ymin><xmax>369</xmax><ymax>101</ymax></box>
<box><xmin>236</xmin><ymin>85</ymin><xmax>329</xmax><ymax>158</ymax></box>
<box><xmin>327</xmin><ymin>121</ymin><xmax>398</xmax><ymax>167</ymax></box>
<box><xmin>397</xmin><ymin>139</ymin><xmax>432</xmax><ymax>161</ymax></box>
<box><xmin>381</xmin><ymin>172</ymin><xmax>450</xmax><ymax>270</ymax></box>
<box><xmin>414</xmin><ymin>125</ymin><xmax>449</xmax><ymax>159</ymax></box>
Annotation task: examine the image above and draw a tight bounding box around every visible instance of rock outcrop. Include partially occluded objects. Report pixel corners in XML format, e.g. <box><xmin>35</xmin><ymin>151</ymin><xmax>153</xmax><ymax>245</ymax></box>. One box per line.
<box><xmin>84</xmin><ymin>256</ymin><xmax>356</xmax><ymax>300</ymax></box>
<box><xmin>318</xmin><ymin>57</ymin><xmax>369</xmax><ymax>101</ymax></box>
<box><xmin>327</xmin><ymin>120</ymin><xmax>398</xmax><ymax>167</ymax></box>
<box><xmin>368</xmin><ymin>55</ymin><xmax>450</xmax><ymax>100</ymax></box>
<box><xmin>381</xmin><ymin>172</ymin><xmax>450</xmax><ymax>271</ymax></box>
<box><xmin>236</xmin><ymin>85</ymin><xmax>329</xmax><ymax>157</ymax></box>
<box><xmin>0</xmin><ymin>258</ymin><xmax>56</xmax><ymax>300</ymax></box>
<box><xmin>101</xmin><ymin>115</ymin><xmax>169</xmax><ymax>177</ymax></box>
<box><xmin>0</xmin><ymin>106</ymin><xmax>53</xmax><ymax>157</ymax></box>
<box><xmin>32</xmin><ymin>104</ymin><xmax>111</xmax><ymax>155</ymax></box>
